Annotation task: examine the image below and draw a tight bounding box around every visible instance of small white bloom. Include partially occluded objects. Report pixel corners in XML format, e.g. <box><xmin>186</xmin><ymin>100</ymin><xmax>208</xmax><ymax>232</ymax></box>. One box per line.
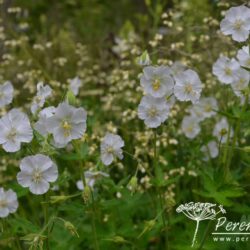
<box><xmin>76</xmin><ymin>171</ymin><xmax>109</xmax><ymax>190</ymax></box>
<box><xmin>220</xmin><ymin>5</ymin><xmax>250</xmax><ymax>42</ymax></box>
<box><xmin>31</xmin><ymin>82</ymin><xmax>52</xmax><ymax>114</ymax></box>
<box><xmin>174</xmin><ymin>69</ymin><xmax>203</xmax><ymax>104</ymax></box>
<box><xmin>37</xmin><ymin>82</ymin><xmax>52</xmax><ymax>98</ymax></box>
<box><xmin>170</xmin><ymin>61</ymin><xmax>186</xmax><ymax>78</ymax></box>
<box><xmin>101</xmin><ymin>133</ymin><xmax>124</xmax><ymax>166</ymax></box>
<box><xmin>0</xmin><ymin>188</ymin><xmax>18</xmax><ymax>218</ymax></box>
<box><xmin>138</xmin><ymin>95</ymin><xmax>170</xmax><ymax>128</ymax></box>
<box><xmin>0</xmin><ymin>109</ymin><xmax>33</xmax><ymax>152</ymax></box>
<box><xmin>189</xmin><ymin>97</ymin><xmax>218</xmax><ymax>121</ymax></box>
<box><xmin>0</xmin><ymin>81</ymin><xmax>14</xmax><ymax>108</ymax></box>
<box><xmin>213</xmin><ymin>118</ymin><xmax>233</xmax><ymax>143</ymax></box>
<box><xmin>181</xmin><ymin>116</ymin><xmax>201</xmax><ymax>139</ymax></box>
<box><xmin>34</xmin><ymin>107</ymin><xmax>55</xmax><ymax>136</ymax></box>
<box><xmin>47</xmin><ymin>102</ymin><xmax>87</xmax><ymax>146</ymax></box>
<box><xmin>212</xmin><ymin>56</ymin><xmax>240</xmax><ymax>84</ymax></box>
<box><xmin>201</xmin><ymin>141</ymin><xmax>219</xmax><ymax>161</ymax></box>
<box><xmin>69</xmin><ymin>76</ymin><xmax>82</xmax><ymax>96</ymax></box>
<box><xmin>17</xmin><ymin>154</ymin><xmax>58</xmax><ymax>195</ymax></box>
<box><xmin>140</xmin><ymin>66</ymin><xmax>174</xmax><ymax>98</ymax></box>
<box><xmin>237</xmin><ymin>46</ymin><xmax>250</xmax><ymax>68</ymax></box>
<box><xmin>231</xmin><ymin>68</ymin><xmax>250</xmax><ymax>96</ymax></box>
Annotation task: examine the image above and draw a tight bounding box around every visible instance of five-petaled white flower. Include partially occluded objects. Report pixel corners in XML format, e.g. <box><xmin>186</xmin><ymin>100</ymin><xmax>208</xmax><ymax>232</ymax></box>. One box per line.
<box><xmin>212</xmin><ymin>56</ymin><xmax>240</xmax><ymax>84</ymax></box>
<box><xmin>237</xmin><ymin>46</ymin><xmax>250</xmax><ymax>68</ymax></box>
<box><xmin>140</xmin><ymin>66</ymin><xmax>174</xmax><ymax>98</ymax></box>
<box><xmin>17</xmin><ymin>154</ymin><xmax>58</xmax><ymax>195</ymax></box>
<box><xmin>0</xmin><ymin>81</ymin><xmax>14</xmax><ymax>108</ymax></box>
<box><xmin>34</xmin><ymin>107</ymin><xmax>55</xmax><ymax>136</ymax></box>
<box><xmin>231</xmin><ymin>68</ymin><xmax>250</xmax><ymax>97</ymax></box>
<box><xmin>76</xmin><ymin>171</ymin><xmax>109</xmax><ymax>190</ymax></box>
<box><xmin>0</xmin><ymin>188</ymin><xmax>18</xmax><ymax>218</ymax></box>
<box><xmin>181</xmin><ymin>116</ymin><xmax>201</xmax><ymax>139</ymax></box>
<box><xmin>47</xmin><ymin>102</ymin><xmax>87</xmax><ymax>147</ymax></box>
<box><xmin>31</xmin><ymin>82</ymin><xmax>52</xmax><ymax>114</ymax></box>
<box><xmin>174</xmin><ymin>69</ymin><xmax>203</xmax><ymax>104</ymax></box>
<box><xmin>213</xmin><ymin>118</ymin><xmax>233</xmax><ymax>143</ymax></box>
<box><xmin>189</xmin><ymin>97</ymin><xmax>218</xmax><ymax>122</ymax></box>
<box><xmin>138</xmin><ymin>95</ymin><xmax>170</xmax><ymax>128</ymax></box>
<box><xmin>101</xmin><ymin>133</ymin><xmax>124</xmax><ymax>166</ymax></box>
<box><xmin>220</xmin><ymin>5</ymin><xmax>250</xmax><ymax>42</ymax></box>
<box><xmin>201</xmin><ymin>141</ymin><xmax>219</xmax><ymax>161</ymax></box>
<box><xmin>0</xmin><ymin>109</ymin><xmax>33</xmax><ymax>152</ymax></box>
<box><xmin>69</xmin><ymin>76</ymin><xmax>82</xmax><ymax>96</ymax></box>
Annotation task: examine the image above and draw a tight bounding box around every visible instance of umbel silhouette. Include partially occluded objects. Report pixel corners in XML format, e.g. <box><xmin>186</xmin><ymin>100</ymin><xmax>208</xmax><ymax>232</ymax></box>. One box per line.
<box><xmin>176</xmin><ymin>202</ymin><xmax>226</xmax><ymax>247</ymax></box>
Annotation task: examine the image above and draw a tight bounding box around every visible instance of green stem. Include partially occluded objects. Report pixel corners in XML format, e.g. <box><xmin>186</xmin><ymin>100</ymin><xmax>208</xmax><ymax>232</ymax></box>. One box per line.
<box><xmin>153</xmin><ymin>129</ymin><xmax>168</xmax><ymax>250</ymax></box>
<box><xmin>43</xmin><ymin>193</ymin><xmax>50</xmax><ymax>250</ymax></box>
<box><xmin>226</xmin><ymin>94</ymin><xmax>249</xmax><ymax>174</ymax></box>
<box><xmin>90</xmin><ymin>190</ymin><xmax>99</xmax><ymax>250</ymax></box>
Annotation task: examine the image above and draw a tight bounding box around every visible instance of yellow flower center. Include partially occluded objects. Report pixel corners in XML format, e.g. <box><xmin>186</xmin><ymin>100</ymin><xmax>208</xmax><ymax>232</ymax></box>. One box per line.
<box><xmin>204</xmin><ymin>104</ymin><xmax>212</xmax><ymax>112</ymax></box>
<box><xmin>224</xmin><ymin>67</ymin><xmax>232</xmax><ymax>76</ymax></box>
<box><xmin>184</xmin><ymin>84</ymin><xmax>193</xmax><ymax>94</ymax></box>
<box><xmin>147</xmin><ymin>107</ymin><xmax>158</xmax><ymax>117</ymax></box>
<box><xmin>233</xmin><ymin>19</ymin><xmax>243</xmax><ymax>30</ymax></box>
<box><xmin>186</xmin><ymin>126</ymin><xmax>193</xmax><ymax>133</ymax></box>
<box><xmin>0</xmin><ymin>199</ymin><xmax>7</xmax><ymax>208</ymax></box>
<box><xmin>106</xmin><ymin>146</ymin><xmax>114</xmax><ymax>154</ymax></box>
<box><xmin>61</xmin><ymin>121</ymin><xmax>71</xmax><ymax>137</ymax></box>
<box><xmin>152</xmin><ymin>78</ymin><xmax>161</xmax><ymax>91</ymax></box>
<box><xmin>7</xmin><ymin>128</ymin><xmax>17</xmax><ymax>141</ymax></box>
<box><xmin>32</xmin><ymin>170</ymin><xmax>42</xmax><ymax>183</ymax></box>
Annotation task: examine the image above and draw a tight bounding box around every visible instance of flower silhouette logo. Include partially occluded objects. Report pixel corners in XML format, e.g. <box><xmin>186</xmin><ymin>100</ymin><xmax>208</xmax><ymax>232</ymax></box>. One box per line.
<box><xmin>176</xmin><ymin>202</ymin><xmax>226</xmax><ymax>247</ymax></box>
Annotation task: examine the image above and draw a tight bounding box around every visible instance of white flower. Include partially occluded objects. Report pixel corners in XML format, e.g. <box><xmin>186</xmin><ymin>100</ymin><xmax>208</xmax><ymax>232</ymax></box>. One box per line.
<box><xmin>0</xmin><ymin>81</ymin><xmax>14</xmax><ymax>108</ymax></box>
<box><xmin>213</xmin><ymin>118</ymin><xmax>233</xmax><ymax>143</ymax></box>
<box><xmin>212</xmin><ymin>56</ymin><xmax>240</xmax><ymax>84</ymax></box>
<box><xmin>34</xmin><ymin>107</ymin><xmax>55</xmax><ymax>136</ymax></box>
<box><xmin>199</xmin><ymin>97</ymin><xmax>218</xmax><ymax>118</ymax></box>
<box><xmin>140</xmin><ymin>66</ymin><xmax>174</xmax><ymax>98</ymax></box>
<box><xmin>174</xmin><ymin>69</ymin><xmax>203</xmax><ymax>104</ymax></box>
<box><xmin>181</xmin><ymin>116</ymin><xmax>201</xmax><ymax>139</ymax></box>
<box><xmin>138</xmin><ymin>95</ymin><xmax>170</xmax><ymax>128</ymax></box>
<box><xmin>37</xmin><ymin>82</ymin><xmax>52</xmax><ymax>98</ymax></box>
<box><xmin>231</xmin><ymin>68</ymin><xmax>250</xmax><ymax>96</ymax></box>
<box><xmin>17</xmin><ymin>154</ymin><xmax>58</xmax><ymax>195</ymax></box>
<box><xmin>31</xmin><ymin>82</ymin><xmax>52</xmax><ymax>114</ymax></box>
<box><xmin>0</xmin><ymin>188</ymin><xmax>18</xmax><ymax>218</ymax></box>
<box><xmin>170</xmin><ymin>61</ymin><xmax>186</xmax><ymax>78</ymax></box>
<box><xmin>201</xmin><ymin>141</ymin><xmax>219</xmax><ymax>161</ymax></box>
<box><xmin>47</xmin><ymin>102</ymin><xmax>87</xmax><ymax>147</ymax></box>
<box><xmin>189</xmin><ymin>97</ymin><xmax>218</xmax><ymax>121</ymax></box>
<box><xmin>237</xmin><ymin>46</ymin><xmax>250</xmax><ymax>68</ymax></box>
<box><xmin>76</xmin><ymin>171</ymin><xmax>109</xmax><ymax>190</ymax></box>
<box><xmin>220</xmin><ymin>5</ymin><xmax>250</xmax><ymax>42</ymax></box>
<box><xmin>0</xmin><ymin>109</ymin><xmax>33</xmax><ymax>152</ymax></box>
<box><xmin>101</xmin><ymin>133</ymin><xmax>124</xmax><ymax>166</ymax></box>
<box><xmin>69</xmin><ymin>76</ymin><xmax>82</xmax><ymax>96</ymax></box>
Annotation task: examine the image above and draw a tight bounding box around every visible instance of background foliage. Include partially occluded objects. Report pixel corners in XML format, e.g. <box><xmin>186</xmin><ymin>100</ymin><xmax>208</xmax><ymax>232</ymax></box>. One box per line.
<box><xmin>0</xmin><ymin>0</ymin><xmax>250</xmax><ymax>249</ymax></box>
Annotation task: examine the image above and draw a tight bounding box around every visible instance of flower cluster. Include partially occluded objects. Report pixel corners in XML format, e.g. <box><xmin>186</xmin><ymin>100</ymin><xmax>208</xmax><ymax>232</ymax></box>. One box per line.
<box><xmin>138</xmin><ymin>64</ymin><xmax>203</xmax><ymax>128</ymax></box>
<box><xmin>0</xmin><ymin>75</ymin><xmax>127</xmax><ymax>218</ymax></box>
